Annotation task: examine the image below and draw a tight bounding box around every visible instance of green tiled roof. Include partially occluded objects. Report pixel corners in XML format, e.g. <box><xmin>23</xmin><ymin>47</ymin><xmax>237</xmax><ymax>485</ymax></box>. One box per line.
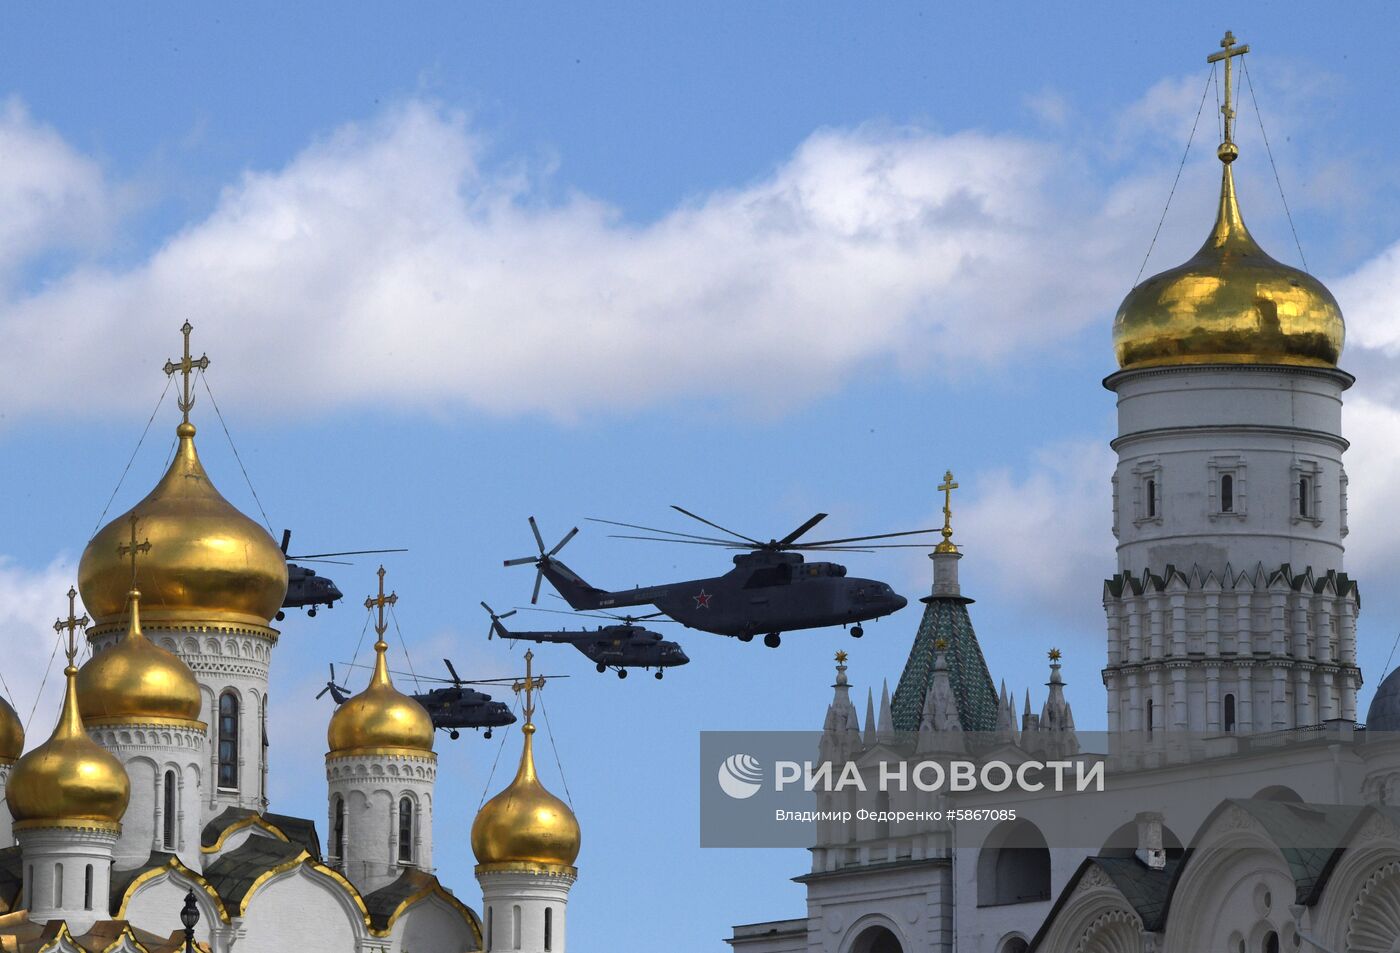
<box><xmin>891</xmin><ymin>596</ymin><xmax>998</xmax><ymax>733</ymax></box>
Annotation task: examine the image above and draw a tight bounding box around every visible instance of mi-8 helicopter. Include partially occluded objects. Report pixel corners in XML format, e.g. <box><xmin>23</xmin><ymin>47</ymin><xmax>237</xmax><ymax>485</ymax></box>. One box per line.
<box><xmin>481</xmin><ymin>602</ymin><xmax>689</xmax><ymax>680</ymax></box>
<box><xmin>317</xmin><ymin>660</ymin><xmax>517</xmax><ymax>740</ymax></box>
<box><xmin>277</xmin><ymin>530</ymin><xmax>406</xmax><ymax>621</ymax></box>
<box><xmin>505</xmin><ymin>507</ymin><xmax>928</xmax><ymax>648</ymax></box>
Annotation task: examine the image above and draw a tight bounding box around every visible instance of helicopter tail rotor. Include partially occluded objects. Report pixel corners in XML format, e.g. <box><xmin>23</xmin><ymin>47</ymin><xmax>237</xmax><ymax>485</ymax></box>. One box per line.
<box><xmin>504</xmin><ymin>517</ymin><xmax>580</xmax><ymax>604</ymax></box>
<box><xmin>480</xmin><ymin>601</ymin><xmax>517</xmax><ymax>639</ymax></box>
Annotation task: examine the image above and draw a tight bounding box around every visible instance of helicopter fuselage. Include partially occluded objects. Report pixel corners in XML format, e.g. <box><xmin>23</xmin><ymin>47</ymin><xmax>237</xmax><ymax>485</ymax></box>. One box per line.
<box><xmin>543</xmin><ymin>550</ymin><xmax>907</xmax><ymax>637</ymax></box>
<box><xmin>497</xmin><ymin>623</ymin><xmax>690</xmax><ymax>669</ymax></box>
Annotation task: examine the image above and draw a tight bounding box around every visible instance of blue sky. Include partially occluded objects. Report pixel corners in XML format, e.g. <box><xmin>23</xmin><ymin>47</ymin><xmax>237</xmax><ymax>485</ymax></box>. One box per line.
<box><xmin>7</xmin><ymin>5</ymin><xmax>1400</xmax><ymax>950</ymax></box>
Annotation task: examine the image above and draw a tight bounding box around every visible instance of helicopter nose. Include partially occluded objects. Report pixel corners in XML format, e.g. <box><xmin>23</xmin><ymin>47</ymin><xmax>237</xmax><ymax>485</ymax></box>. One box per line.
<box><xmin>891</xmin><ymin>592</ymin><xmax>908</xmax><ymax>612</ymax></box>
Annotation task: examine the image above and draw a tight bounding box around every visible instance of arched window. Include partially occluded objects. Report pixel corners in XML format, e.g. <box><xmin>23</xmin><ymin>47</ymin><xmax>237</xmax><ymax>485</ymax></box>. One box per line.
<box><xmin>1223</xmin><ymin>693</ymin><xmax>1236</xmax><ymax>733</ymax></box>
<box><xmin>83</xmin><ymin>865</ymin><xmax>93</xmax><ymax>911</ymax></box>
<box><xmin>486</xmin><ymin>906</ymin><xmax>493</xmax><ymax>952</ymax></box>
<box><xmin>1263</xmin><ymin>931</ymin><xmax>1279</xmax><ymax>953</ymax></box>
<box><xmin>53</xmin><ymin>863</ymin><xmax>62</xmax><ymax>908</ymax></box>
<box><xmin>398</xmin><ymin>797</ymin><xmax>414</xmax><ymax>864</ymax></box>
<box><xmin>977</xmin><ymin>819</ymin><xmax>1051</xmax><ymax>906</ymax></box>
<box><xmin>1299</xmin><ymin>477</ymin><xmax>1311</xmax><ymax>517</ymax></box>
<box><xmin>163</xmin><ymin>770</ymin><xmax>177</xmax><ymax>849</ymax></box>
<box><xmin>332</xmin><ymin>796</ymin><xmax>346</xmax><ymax>861</ymax></box>
<box><xmin>24</xmin><ymin>866</ymin><xmax>31</xmax><ymax>909</ymax></box>
<box><xmin>218</xmin><ymin>692</ymin><xmax>239</xmax><ymax>789</ymax></box>
<box><xmin>544</xmin><ymin>907</ymin><xmax>553</xmax><ymax>951</ymax></box>
<box><xmin>999</xmin><ymin>939</ymin><xmax>1029</xmax><ymax>953</ymax></box>
<box><xmin>1146</xmin><ymin>479</ymin><xmax>1157</xmax><ymax>518</ymax></box>
<box><xmin>1146</xmin><ymin>699</ymin><xmax>1154</xmax><ymax>735</ymax></box>
<box><xmin>261</xmin><ymin>695</ymin><xmax>269</xmax><ymax>802</ymax></box>
<box><xmin>1221</xmin><ymin>474</ymin><xmax>1234</xmax><ymax>513</ymax></box>
<box><xmin>850</xmin><ymin>925</ymin><xmax>904</xmax><ymax>953</ymax></box>
<box><xmin>512</xmin><ymin>904</ymin><xmax>522</xmax><ymax>950</ymax></box>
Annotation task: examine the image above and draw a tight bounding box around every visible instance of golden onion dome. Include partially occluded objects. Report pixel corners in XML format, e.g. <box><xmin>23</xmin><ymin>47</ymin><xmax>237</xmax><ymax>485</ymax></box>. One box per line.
<box><xmin>1113</xmin><ymin>161</ymin><xmax>1344</xmax><ymax>371</ymax></box>
<box><xmin>471</xmin><ymin>721</ymin><xmax>580</xmax><ymax>871</ymax></box>
<box><xmin>77</xmin><ymin>422</ymin><xmax>288</xmax><ymax>629</ymax></box>
<box><xmin>327</xmin><ymin>637</ymin><xmax>435</xmax><ymax>757</ymax></box>
<box><xmin>0</xmin><ymin>695</ymin><xmax>23</xmax><ymax>765</ymax></box>
<box><xmin>77</xmin><ymin>590</ymin><xmax>203</xmax><ymax>727</ymax></box>
<box><xmin>7</xmin><ymin>661</ymin><xmax>130</xmax><ymax>832</ymax></box>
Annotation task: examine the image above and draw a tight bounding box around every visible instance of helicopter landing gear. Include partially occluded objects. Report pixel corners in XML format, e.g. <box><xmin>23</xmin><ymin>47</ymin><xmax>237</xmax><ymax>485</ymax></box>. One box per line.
<box><xmin>655</xmin><ymin>670</ymin><xmax>664</xmax><ymax>680</ymax></box>
<box><xmin>596</xmin><ymin>662</ymin><xmax>607</xmax><ymax>673</ymax></box>
<box><xmin>275</xmin><ymin>610</ymin><xmax>286</xmax><ymax>622</ymax></box>
<box><xmin>617</xmin><ymin>668</ymin><xmax>629</xmax><ymax>679</ymax></box>
<box><xmin>483</xmin><ymin>729</ymin><xmax>492</xmax><ymax>740</ymax></box>
<box><xmin>307</xmin><ymin>607</ymin><xmax>317</xmax><ymax>618</ymax></box>
<box><xmin>737</xmin><ymin>633</ymin><xmax>754</xmax><ymax>643</ymax></box>
<box><xmin>449</xmin><ymin>729</ymin><xmax>461</xmax><ymax>740</ymax></box>
<box><xmin>764</xmin><ymin>633</ymin><xmax>781</xmax><ymax>648</ymax></box>
<box><xmin>851</xmin><ymin>625</ymin><xmax>864</xmax><ymax>638</ymax></box>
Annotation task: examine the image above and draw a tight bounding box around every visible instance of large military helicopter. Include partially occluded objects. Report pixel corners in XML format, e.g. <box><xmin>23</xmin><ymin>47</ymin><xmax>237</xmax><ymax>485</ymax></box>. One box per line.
<box><xmin>277</xmin><ymin>530</ymin><xmax>407</xmax><ymax>621</ymax></box>
<box><xmin>318</xmin><ymin>660</ymin><xmax>517</xmax><ymax>740</ymax></box>
<box><xmin>482</xmin><ymin>602</ymin><xmax>690</xmax><ymax>680</ymax></box>
<box><xmin>505</xmin><ymin>507</ymin><xmax>930</xmax><ymax>648</ymax></box>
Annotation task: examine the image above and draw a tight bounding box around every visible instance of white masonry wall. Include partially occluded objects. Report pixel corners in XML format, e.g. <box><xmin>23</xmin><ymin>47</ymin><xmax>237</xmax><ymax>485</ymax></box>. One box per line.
<box><xmin>326</xmin><ymin>751</ymin><xmax>437</xmax><ymax>895</ymax></box>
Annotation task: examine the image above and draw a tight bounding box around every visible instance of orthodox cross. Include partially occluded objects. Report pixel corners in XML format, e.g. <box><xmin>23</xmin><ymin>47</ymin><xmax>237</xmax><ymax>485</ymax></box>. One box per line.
<box><xmin>936</xmin><ymin>470</ymin><xmax>959</xmax><ymax>551</ymax></box>
<box><xmin>513</xmin><ymin>649</ymin><xmax>547</xmax><ymax>725</ymax></box>
<box><xmin>53</xmin><ymin>586</ymin><xmax>89</xmax><ymax>665</ymax></box>
<box><xmin>117</xmin><ymin>513</ymin><xmax>152</xmax><ymax>590</ymax></box>
<box><xmin>365</xmin><ymin>565</ymin><xmax>398</xmax><ymax>641</ymax></box>
<box><xmin>1206</xmin><ymin>31</ymin><xmax>1249</xmax><ymax>153</ymax></box>
<box><xmin>163</xmin><ymin>321</ymin><xmax>210</xmax><ymax>426</ymax></box>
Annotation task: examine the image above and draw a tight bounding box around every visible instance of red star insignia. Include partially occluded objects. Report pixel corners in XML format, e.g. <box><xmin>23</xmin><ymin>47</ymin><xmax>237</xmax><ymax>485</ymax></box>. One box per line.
<box><xmin>694</xmin><ymin>589</ymin><xmax>713</xmax><ymax>609</ymax></box>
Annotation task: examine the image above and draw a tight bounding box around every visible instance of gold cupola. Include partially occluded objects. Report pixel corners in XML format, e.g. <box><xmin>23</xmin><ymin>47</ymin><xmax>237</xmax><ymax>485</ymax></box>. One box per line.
<box><xmin>1112</xmin><ymin>33</ymin><xmax>1344</xmax><ymax>372</ymax></box>
<box><xmin>0</xmin><ymin>695</ymin><xmax>23</xmax><ymax>765</ymax></box>
<box><xmin>8</xmin><ymin>595</ymin><xmax>130</xmax><ymax>832</ymax></box>
<box><xmin>77</xmin><ymin>588</ymin><xmax>203</xmax><ymax>727</ymax></box>
<box><xmin>472</xmin><ymin>651</ymin><xmax>580</xmax><ymax>872</ymax></box>
<box><xmin>77</xmin><ymin>324</ymin><xmax>288</xmax><ymax>630</ymax></box>
<box><xmin>327</xmin><ymin>568</ymin><xmax>435</xmax><ymax>757</ymax></box>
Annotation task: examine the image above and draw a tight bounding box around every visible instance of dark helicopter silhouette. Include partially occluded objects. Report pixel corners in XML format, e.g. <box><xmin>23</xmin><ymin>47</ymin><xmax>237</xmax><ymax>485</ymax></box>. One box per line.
<box><xmin>278</xmin><ymin>530</ymin><xmax>406</xmax><ymax>621</ymax></box>
<box><xmin>482</xmin><ymin>602</ymin><xmax>689</xmax><ymax>680</ymax></box>
<box><xmin>505</xmin><ymin>508</ymin><xmax>928</xmax><ymax>649</ymax></box>
<box><xmin>318</xmin><ymin>660</ymin><xmax>517</xmax><ymax>740</ymax></box>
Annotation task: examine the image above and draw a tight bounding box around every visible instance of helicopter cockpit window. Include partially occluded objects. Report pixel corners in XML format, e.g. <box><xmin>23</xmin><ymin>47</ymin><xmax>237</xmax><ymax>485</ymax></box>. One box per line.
<box><xmin>744</xmin><ymin>564</ymin><xmax>793</xmax><ymax>588</ymax></box>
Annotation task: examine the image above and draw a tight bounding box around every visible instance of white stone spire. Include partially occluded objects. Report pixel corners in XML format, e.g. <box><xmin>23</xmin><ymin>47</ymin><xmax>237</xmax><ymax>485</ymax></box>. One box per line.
<box><xmin>917</xmin><ymin>641</ymin><xmax>964</xmax><ymax>754</ymax></box>
<box><xmin>863</xmin><ymin>689</ymin><xmax>877</xmax><ymax>748</ymax></box>
<box><xmin>876</xmin><ymin>680</ymin><xmax>894</xmax><ymax>744</ymax></box>
<box><xmin>820</xmin><ymin>652</ymin><xmax>862</xmax><ymax>763</ymax></box>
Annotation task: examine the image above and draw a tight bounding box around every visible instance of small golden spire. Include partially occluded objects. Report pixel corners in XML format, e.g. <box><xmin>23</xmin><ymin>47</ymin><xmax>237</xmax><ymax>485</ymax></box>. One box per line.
<box><xmin>834</xmin><ymin>650</ymin><xmax>848</xmax><ymax>664</ymax></box>
<box><xmin>53</xmin><ymin>586</ymin><xmax>89</xmax><ymax>666</ymax></box>
<box><xmin>163</xmin><ymin>321</ymin><xmax>210</xmax><ymax>432</ymax></box>
<box><xmin>1206</xmin><ymin>30</ymin><xmax>1250</xmax><ymax>164</ymax></box>
<box><xmin>935</xmin><ymin>470</ymin><xmax>959</xmax><ymax>554</ymax></box>
<box><xmin>934</xmin><ymin>638</ymin><xmax>949</xmax><ymax>652</ymax></box>
<box><xmin>1048</xmin><ymin>647</ymin><xmax>1062</xmax><ymax>662</ymax></box>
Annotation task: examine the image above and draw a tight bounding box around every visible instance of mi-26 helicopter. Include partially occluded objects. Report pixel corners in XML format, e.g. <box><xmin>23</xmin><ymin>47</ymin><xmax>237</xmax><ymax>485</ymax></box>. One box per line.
<box><xmin>277</xmin><ymin>530</ymin><xmax>407</xmax><ymax>621</ymax></box>
<box><xmin>506</xmin><ymin>507</ymin><xmax>931</xmax><ymax>648</ymax></box>
<box><xmin>318</xmin><ymin>660</ymin><xmax>517</xmax><ymax>740</ymax></box>
<box><xmin>481</xmin><ymin>602</ymin><xmax>689</xmax><ymax>680</ymax></box>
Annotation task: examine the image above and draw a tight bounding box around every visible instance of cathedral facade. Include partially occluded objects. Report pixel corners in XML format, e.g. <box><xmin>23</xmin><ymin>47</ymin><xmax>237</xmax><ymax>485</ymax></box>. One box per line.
<box><xmin>0</xmin><ymin>329</ymin><xmax>580</xmax><ymax>952</ymax></box>
<box><xmin>728</xmin><ymin>34</ymin><xmax>1400</xmax><ymax>953</ymax></box>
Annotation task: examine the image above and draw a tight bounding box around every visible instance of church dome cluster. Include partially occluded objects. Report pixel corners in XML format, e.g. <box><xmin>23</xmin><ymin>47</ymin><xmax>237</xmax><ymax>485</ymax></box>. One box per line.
<box><xmin>77</xmin><ymin>420</ymin><xmax>288</xmax><ymax>629</ymax></box>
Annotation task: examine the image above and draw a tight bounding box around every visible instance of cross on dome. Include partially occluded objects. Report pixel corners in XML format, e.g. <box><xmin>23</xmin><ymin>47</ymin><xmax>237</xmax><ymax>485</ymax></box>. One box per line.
<box><xmin>1206</xmin><ymin>30</ymin><xmax>1249</xmax><ymax>162</ymax></box>
<box><xmin>513</xmin><ymin>649</ymin><xmax>547</xmax><ymax>726</ymax></box>
<box><xmin>935</xmin><ymin>470</ymin><xmax>960</xmax><ymax>554</ymax></box>
<box><xmin>365</xmin><ymin>564</ymin><xmax>399</xmax><ymax>645</ymax></box>
<box><xmin>53</xmin><ymin>586</ymin><xmax>89</xmax><ymax>665</ymax></box>
<box><xmin>163</xmin><ymin>321</ymin><xmax>210</xmax><ymax>428</ymax></box>
<box><xmin>116</xmin><ymin>514</ymin><xmax>151</xmax><ymax>591</ymax></box>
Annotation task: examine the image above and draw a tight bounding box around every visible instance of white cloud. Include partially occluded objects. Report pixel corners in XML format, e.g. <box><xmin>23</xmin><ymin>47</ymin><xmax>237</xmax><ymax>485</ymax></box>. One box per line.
<box><xmin>957</xmin><ymin>441</ymin><xmax>1116</xmax><ymax>630</ymax></box>
<box><xmin>0</xmin><ymin>101</ymin><xmax>1146</xmax><ymax>423</ymax></box>
<box><xmin>0</xmin><ymin>556</ymin><xmax>83</xmax><ymax>748</ymax></box>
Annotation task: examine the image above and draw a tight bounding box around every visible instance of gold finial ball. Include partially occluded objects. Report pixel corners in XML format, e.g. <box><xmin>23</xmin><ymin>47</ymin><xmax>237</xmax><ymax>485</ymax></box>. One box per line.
<box><xmin>1217</xmin><ymin>141</ymin><xmax>1239</xmax><ymax>164</ymax></box>
<box><xmin>176</xmin><ymin>421</ymin><xmax>196</xmax><ymax>438</ymax></box>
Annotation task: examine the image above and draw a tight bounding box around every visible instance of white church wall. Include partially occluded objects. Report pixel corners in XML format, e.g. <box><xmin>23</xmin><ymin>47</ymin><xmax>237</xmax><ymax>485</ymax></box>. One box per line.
<box><xmin>121</xmin><ymin>870</ymin><xmax>219</xmax><ymax>948</ymax></box>
<box><xmin>237</xmin><ymin>863</ymin><xmax>366</xmax><ymax>953</ymax></box>
<box><xmin>390</xmin><ymin>892</ymin><xmax>480</xmax><ymax>953</ymax></box>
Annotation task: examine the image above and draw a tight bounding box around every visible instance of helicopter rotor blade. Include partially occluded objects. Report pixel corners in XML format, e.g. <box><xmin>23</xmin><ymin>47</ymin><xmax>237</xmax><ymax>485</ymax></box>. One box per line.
<box><xmin>518</xmin><ymin>606</ymin><xmax>679</xmax><ymax>625</ymax></box>
<box><xmin>315</xmin><ymin>685</ymin><xmax>331</xmax><ymax>699</ymax></box>
<box><xmin>480</xmin><ymin>601</ymin><xmax>496</xmax><ymax>617</ymax></box>
<box><xmin>792</xmin><ymin>543</ymin><xmax>932</xmax><ymax>550</ymax></box>
<box><xmin>500</xmin><ymin>609</ymin><xmax>517</xmax><ymax>620</ymax></box>
<box><xmin>670</xmin><ymin>505</ymin><xmax>763</xmax><ymax>545</ymax></box>
<box><xmin>503</xmin><ymin>555</ymin><xmax>540</xmax><ymax>567</ymax></box>
<box><xmin>281</xmin><ymin>529</ymin><xmax>292</xmax><ymax>555</ymax></box>
<box><xmin>290</xmin><ymin>558</ymin><xmax>354</xmax><ymax>566</ymax></box>
<box><xmin>778</xmin><ymin>513</ymin><xmax>829</xmax><ymax>546</ymax></box>
<box><xmin>586</xmin><ymin>517</ymin><xmax>738</xmax><ymax>546</ymax></box>
<box><xmin>606</xmin><ymin>534</ymin><xmax>743</xmax><ymax>548</ymax></box>
<box><xmin>798</xmin><ymin>527</ymin><xmax>941</xmax><ymax>547</ymax></box>
<box><xmin>529</xmin><ymin>516</ymin><xmax>546</xmax><ymax>553</ymax></box>
<box><xmin>531</xmin><ymin>569</ymin><xmax>544</xmax><ymax>605</ymax></box>
<box><xmin>547</xmin><ymin>526</ymin><xmax>579</xmax><ymax>557</ymax></box>
<box><xmin>286</xmin><ymin>548</ymin><xmax>409</xmax><ymax>559</ymax></box>
<box><xmin>444</xmin><ymin>659</ymin><xmax>463</xmax><ymax>684</ymax></box>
